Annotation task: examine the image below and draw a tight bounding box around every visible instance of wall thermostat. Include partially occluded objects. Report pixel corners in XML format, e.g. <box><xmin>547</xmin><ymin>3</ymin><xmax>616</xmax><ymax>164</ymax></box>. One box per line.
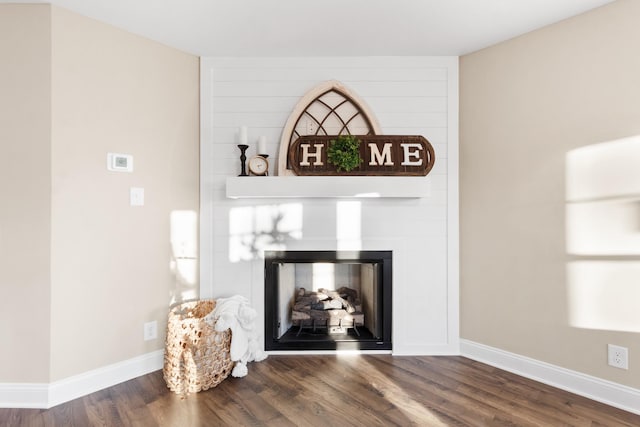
<box><xmin>107</xmin><ymin>153</ymin><xmax>133</xmax><ymax>172</ymax></box>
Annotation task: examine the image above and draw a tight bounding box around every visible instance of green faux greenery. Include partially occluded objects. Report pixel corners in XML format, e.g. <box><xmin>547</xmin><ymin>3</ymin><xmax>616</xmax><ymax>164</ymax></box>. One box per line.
<box><xmin>327</xmin><ymin>135</ymin><xmax>362</xmax><ymax>172</ymax></box>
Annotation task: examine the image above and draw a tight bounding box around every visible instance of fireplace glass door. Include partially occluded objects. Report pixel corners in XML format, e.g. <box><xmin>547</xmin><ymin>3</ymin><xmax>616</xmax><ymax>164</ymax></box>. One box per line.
<box><xmin>264</xmin><ymin>251</ymin><xmax>392</xmax><ymax>351</ymax></box>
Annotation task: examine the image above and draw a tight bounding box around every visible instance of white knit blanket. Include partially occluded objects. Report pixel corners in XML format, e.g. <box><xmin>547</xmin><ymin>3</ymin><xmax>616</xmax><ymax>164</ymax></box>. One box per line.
<box><xmin>207</xmin><ymin>295</ymin><xmax>267</xmax><ymax>377</ymax></box>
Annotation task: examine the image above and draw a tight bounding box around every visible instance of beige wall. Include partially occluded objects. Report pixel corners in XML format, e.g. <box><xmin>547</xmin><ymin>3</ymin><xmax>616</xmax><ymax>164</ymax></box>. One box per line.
<box><xmin>0</xmin><ymin>4</ymin><xmax>199</xmax><ymax>383</ymax></box>
<box><xmin>49</xmin><ymin>6</ymin><xmax>199</xmax><ymax>380</ymax></box>
<box><xmin>460</xmin><ymin>0</ymin><xmax>640</xmax><ymax>388</ymax></box>
<box><xmin>0</xmin><ymin>4</ymin><xmax>52</xmax><ymax>383</ymax></box>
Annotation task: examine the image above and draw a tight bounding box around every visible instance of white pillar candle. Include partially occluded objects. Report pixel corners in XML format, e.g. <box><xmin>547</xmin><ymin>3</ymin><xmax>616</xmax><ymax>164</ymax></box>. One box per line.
<box><xmin>239</xmin><ymin>126</ymin><xmax>248</xmax><ymax>145</ymax></box>
<box><xmin>258</xmin><ymin>136</ymin><xmax>267</xmax><ymax>155</ymax></box>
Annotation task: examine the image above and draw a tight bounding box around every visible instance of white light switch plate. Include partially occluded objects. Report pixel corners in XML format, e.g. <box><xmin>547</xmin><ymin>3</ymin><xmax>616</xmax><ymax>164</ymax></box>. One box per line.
<box><xmin>130</xmin><ymin>187</ymin><xmax>144</xmax><ymax>206</ymax></box>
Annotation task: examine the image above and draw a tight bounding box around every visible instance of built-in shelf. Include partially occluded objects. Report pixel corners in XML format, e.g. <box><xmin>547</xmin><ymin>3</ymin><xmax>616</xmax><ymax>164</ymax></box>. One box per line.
<box><xmin>226</xmin><ymin>176</ymin><xmax>430</xmax><ymax>199</ymax></box>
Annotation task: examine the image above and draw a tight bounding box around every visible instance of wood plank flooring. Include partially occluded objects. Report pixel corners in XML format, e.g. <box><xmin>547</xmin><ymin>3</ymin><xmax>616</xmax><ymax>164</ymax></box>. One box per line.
<box><xmin>2</xmin><ymin>355</ymin><xmax>639</xmax><ymax>426</ymax></box>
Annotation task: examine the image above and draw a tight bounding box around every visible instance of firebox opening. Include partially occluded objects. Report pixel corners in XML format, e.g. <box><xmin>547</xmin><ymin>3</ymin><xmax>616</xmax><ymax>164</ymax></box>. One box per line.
<box><xmin>265</xmin><ymin>250</ymin><xmax>392</xmax><ymax>351</ymax></box>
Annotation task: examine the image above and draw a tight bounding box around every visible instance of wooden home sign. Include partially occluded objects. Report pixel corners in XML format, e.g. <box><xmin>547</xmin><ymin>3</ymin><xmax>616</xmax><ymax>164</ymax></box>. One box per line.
<box><xmin>288</xmin><ymin>135</ymin><xmax>435</xmax><ymax>176</ymax></box>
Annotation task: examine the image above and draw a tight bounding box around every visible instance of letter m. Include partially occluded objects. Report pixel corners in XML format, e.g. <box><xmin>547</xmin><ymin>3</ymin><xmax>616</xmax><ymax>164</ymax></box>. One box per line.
<box><xmin>368</xmin><ymin>143</ymin><xmax>394</xmax><ymax>166</ymax></box>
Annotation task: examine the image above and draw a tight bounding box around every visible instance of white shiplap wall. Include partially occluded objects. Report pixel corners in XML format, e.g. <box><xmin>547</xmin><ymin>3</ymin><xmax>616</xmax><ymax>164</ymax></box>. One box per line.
<box><xmin>200</xmin><ymin>57</ymin><xmax>459</xmax><ymax>354</ymax></box>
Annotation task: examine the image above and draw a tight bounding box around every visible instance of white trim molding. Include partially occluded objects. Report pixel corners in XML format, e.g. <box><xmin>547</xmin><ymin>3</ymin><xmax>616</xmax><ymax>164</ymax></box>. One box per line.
<box><xmin>48</xmin><ymin>350</ymin><xmax>164</xmax><ymax>408</ymax></box>
<box><xmin>461</xmin><ymin>339</ymin><xmax>640</xmax><ymax>416</ymax></box>
<box><xmin>0</xmin><ymin>383</ymin><xmax>49</xmax><ymax>409</ymax></box>
<box><xmin>0</xmin><ymin>350</ymin><xmax>164</xmax><ymax>409</ymax></box>
<box><xmin>226</xmin><ymin>176</ymin><xmax>431</xmax><ymax>199</ymax></box>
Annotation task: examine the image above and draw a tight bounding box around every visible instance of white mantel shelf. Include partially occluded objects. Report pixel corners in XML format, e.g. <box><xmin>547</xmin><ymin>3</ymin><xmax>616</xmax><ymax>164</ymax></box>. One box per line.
<box><xmin>226</xmin><ymin>176</ymin><xmax>430</xmax><ymax>199</ymax></box>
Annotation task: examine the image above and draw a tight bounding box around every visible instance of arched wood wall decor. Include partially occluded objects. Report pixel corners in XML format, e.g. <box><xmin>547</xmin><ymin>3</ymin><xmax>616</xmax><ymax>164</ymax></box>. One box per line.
<box><xmin>277</xmin><ymin>80</ymin><xmax>435</xmax><ymax>176</ymax></box>
<box><xmin>277</xmin><ymin>80</ymin><xmax>382</xmax><ymax>176</ymax></box>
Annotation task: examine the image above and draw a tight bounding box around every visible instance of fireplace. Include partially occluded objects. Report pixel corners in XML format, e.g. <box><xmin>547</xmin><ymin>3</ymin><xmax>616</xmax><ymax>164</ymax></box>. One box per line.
<box><xmin>264</xmin><ymin>250</ymin><xmax>392</xmax><ymax>351</ymax></box>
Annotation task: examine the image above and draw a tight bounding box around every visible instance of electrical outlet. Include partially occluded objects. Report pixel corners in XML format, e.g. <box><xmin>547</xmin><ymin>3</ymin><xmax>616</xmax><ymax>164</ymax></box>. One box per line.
<box><xmin>144</xmin><ymin>321</ymin><xmax>158</xmax><ymax>341</ymax></box>
<box><xmin>608</xmin><ymin>344</ymin><xmax>628</xmax><ymax>370</ymax></box>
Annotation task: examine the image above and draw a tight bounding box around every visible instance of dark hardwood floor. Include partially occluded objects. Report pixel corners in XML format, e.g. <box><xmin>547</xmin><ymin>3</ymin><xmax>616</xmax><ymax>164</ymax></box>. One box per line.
<box><xmin>2</xmin><ymin>355</ymin><xmax>639</xmax><ymax>426</ymax></box>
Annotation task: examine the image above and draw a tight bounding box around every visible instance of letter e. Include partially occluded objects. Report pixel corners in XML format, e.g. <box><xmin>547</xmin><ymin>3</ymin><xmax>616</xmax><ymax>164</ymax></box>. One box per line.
<box><xmin>400</xmin><ymin>143</ymin><xmax>423</xmax><ymax>166</ymax></box>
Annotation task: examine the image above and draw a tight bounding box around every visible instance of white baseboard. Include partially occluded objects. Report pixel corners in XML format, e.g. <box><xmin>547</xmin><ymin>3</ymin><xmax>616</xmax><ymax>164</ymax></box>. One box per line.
<box><xmin>0</xmin><ymin>350</ymin><xmax>164</xmax><ymax>409</ymax></box>
<box><xmin>460</xmin><ymin>339</ymin><xmax>640</xmax><ymax>416</ymax></box>
<box><xmin>0</xmin><ymin>383</ymin><xmax>49</xmax><ymax>409</ymax></box>
<box><xmin>393</xmin><ymin>342</ymin><xmax>460</xmax><ymax>356</ymax></box>
<box><xmin>48</xmin><ymin>349</ymin><xmax>165</xmax><ymax>408</ymax></box>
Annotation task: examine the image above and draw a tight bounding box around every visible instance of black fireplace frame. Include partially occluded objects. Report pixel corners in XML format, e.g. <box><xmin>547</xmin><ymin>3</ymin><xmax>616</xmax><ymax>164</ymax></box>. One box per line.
<box><xmin>264</xmin><ymin>250</ymin><xmax>392</xmax><ymax>351</ymax></box>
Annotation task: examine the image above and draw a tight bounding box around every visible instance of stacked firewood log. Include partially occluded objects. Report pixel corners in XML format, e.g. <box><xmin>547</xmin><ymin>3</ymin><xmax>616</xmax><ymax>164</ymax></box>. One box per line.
<box><xmin>291</xmin><ymin>287</ymin><xmax>364</xmax><ymax>332</ymax></box>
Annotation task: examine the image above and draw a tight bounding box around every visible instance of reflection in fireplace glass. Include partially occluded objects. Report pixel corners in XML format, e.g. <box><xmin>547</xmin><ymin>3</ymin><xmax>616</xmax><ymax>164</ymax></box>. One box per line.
<box><xmin>265</xmin><ymin>251</ymin><xmax>392</xmax><ymax>351</ymax></box>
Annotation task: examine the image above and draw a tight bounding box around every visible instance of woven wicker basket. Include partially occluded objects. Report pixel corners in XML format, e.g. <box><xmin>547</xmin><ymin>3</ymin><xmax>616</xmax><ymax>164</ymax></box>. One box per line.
<box><xmin>163</xmin><ymin>299</ymin><xmax>234</xmax><ymax>394</ymax></box>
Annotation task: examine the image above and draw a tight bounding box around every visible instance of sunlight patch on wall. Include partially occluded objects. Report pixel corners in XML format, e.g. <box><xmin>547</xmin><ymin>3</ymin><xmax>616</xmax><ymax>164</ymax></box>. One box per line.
<box><xmin>566</xmin><ymin>135</ymin><xmax>640</xmax><ymax>256</ymax></box>
<box><xmin>228</xmin><ymin>203</ymin><xmax>303</xmax><ymax>262</ymax></box>
<box><xmin>567</xmin><ymin>262</ymin><xmax>640</xmax><ymax>333</ymax></box>
<box><xmin>169</xmin><ymin>210</ymin><xmax>198</xmax><ymax>304</ymax></box>
<box><xmin>566</xmin><ymin>135</ymin><xmax>640</xmax><ymax>203</ymax></box>
<box><xmin>336</xmin><ymin>200</ymin><xmax>362</xmax><ymax>250</ymax></box>
<box><xmin>565</xmin><ymin>136</ymin><xmax>640</xmax><ymax>332</ymax></box>
<box><xmin>566</xmin><ymin>199</ymin><xmax>640</xmax><ymax>255</ymax></box>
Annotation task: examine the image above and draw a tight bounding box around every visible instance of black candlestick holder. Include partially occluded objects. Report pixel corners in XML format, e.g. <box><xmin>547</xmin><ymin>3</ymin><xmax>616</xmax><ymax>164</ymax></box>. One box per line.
<box><xmin>237</xmin><ymin>144</ymin><xmax>249</xmax><ymax>176</ymax></box>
